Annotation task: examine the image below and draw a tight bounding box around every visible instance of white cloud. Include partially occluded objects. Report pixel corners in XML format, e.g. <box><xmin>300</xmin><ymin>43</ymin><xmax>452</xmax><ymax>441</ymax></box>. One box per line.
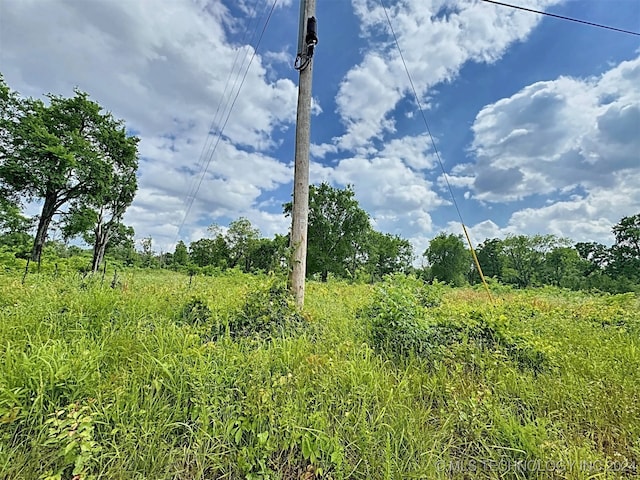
<box><xmin>314</xmin><ymin>133</ymin><xmax>449</xmax><ymax>240</ymax></box>
<box><xmin>0</xmin><ymin>0</ymin><xmax>299</xmax><ymax>252</ymax></box>
<box><xmin>463</xmin><ymin>56</ymin><xmax>640</xmax><ymax>202</ymax></box>
<box><xmin>333</xmin><ymin>0</ymin><xmax>563</xmax><ymax>151</ymax></box>
<box><xmin>443</xmin><ymin>55</ymin><xmax>640</xmax><ymax>244</ymax></box>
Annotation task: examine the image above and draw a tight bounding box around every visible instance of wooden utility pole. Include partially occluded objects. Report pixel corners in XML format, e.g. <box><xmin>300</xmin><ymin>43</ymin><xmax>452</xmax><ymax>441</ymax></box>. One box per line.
<box><xmin>289</xmin><ymin>0</ymin><xmax>317</xmax><ymax>307</ymax></box>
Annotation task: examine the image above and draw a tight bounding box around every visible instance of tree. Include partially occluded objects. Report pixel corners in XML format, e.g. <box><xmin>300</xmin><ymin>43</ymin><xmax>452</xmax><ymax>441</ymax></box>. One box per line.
<box><xmin>0</xmin><ymin>76</ymin><xmax>29</xmax><ymax>250</ymax></box>
<box><xmin>0</xmin><ymin>197</ymin><xmax>33</xmax><ymax>256</ymax></box>
<box><xmin>0</xmin><ymin>82</ymin><xmax>139</xmax><ymax>264</ymax></box>
<box><xmin>0</xmin><ymin>196</ymin><xmax>32</xmax><ymax>236</ymax></box>
<box><xmin>613</xmin><ymin>213</ymin><xmax>640</xmax><ymax>256</ymax></box>
<box><xmin>542</xmin><ymin>246</ymin><xmax>582</xmax><ymax>287</ymax></box>
<box><xmin>247</xmin><ymin>234</ymin><xmax>289</xmax><ymax>273</ymax></box>
<box><xmin>189</xmin><ymin>236</ymin><xmax>230</xmax><ymax>268</ymax></box>
<box><xmin>366</xmin><ymin>231</ymin><xmax>413</xmax><ymax>281</ymax></box>
<box><xmin>84</xmin><ymin>154</ymin><xmax>138</xmax><ymax>271</ymax></box>
<box><xmin>173</xmin><ymin>240</ymin><xmax>189</xmax><ymax>267</ymax></box>
<box><xmin>139</xmin><ymin>237</ymin><xmax>156</xmax><ymax>268</ymax></box>
<box><xmin>501</xmin><ymin>234</ymin><xmax>569</xmax><ymax>288</ymax></box>
<box><xmin>284</xmin><ymin>183</ymin><xmax>371</xmax><ymax>282</ymax></box>
<box><xmin>103</xmin><ymin>223</ymin><xmax>136</xmax><ymax>266</ymax></box>
<box><xmin>575</xmin><ymin>241</ymin><xmax>611</xmax><ymax>275</ymax></box>
<box><xmin>62</xmin><ymin>169</ymin><xmax>138</xmax><ymax>272</ymax></box>
<box><xmin>423</xmin><ymin>233</ymin><xmax>470</xmax><ymax>286</ymax></box>
<box><xmin>474</xmin><ymin>238</ymin><xmax>504</xmax><ymax>282</ymax></box>
<box><xmin>610</xmin><ymin>213</ymin><xmax>640</xmax><ymax>281</ymax></box>
<box><xmin>226</xmin><ymin>217</ymin><xmax>260</xmax><ymax>271</ymax></box>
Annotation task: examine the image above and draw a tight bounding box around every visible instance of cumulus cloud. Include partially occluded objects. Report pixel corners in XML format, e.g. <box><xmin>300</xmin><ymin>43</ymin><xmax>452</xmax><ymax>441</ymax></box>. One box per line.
<box><xmin>460</xmin><ymin>56</ymin><xmax>640</xmax><ymax>202</ymax></box>
<box><xmin>312</xmin><ymin>133</ymin><xmax>449</xmax><ymax>240</ymax></box>
<box><xmin>442</xmin><ymin>55</ymin><xmax>640</xmax><ymax>244</ymax></box>
<box><xmin>0</xmin><ymin>0</ymin><xmax>299</xmax><ymax>251</ymax></box>
<box><xmin>332</xmin><ymin>0</ymin><xmax>563</xmax><ymax>151</ymax></box>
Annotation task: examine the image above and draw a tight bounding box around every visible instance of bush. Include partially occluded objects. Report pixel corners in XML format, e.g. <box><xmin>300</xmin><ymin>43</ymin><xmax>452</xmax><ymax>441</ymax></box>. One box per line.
<box><xmin>362</xmin><ymin>274</ymin><xmax>437</xmax><ymax>358</ymax></box>
<box><xmin>221</xmin><ymin>278</ymin><xmax>307</xmax><ymax>340</ymax></box>
<box><xmin>361</xmin><ymin>275</ymin><xmax>553</xmax><ymax>372</ymax></box>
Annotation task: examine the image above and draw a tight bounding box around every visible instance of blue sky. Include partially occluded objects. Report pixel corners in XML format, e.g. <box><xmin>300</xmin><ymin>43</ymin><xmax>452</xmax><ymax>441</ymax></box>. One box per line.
<box><xmin>1</xmin><ymin>0</ymin><xmax>639</xmax><ymax>256</ymax></box>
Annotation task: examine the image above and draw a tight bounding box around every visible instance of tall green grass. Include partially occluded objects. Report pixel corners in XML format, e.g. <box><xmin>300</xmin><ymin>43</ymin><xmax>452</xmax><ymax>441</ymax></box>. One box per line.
<box><xmin>0</xmin><ymin>269</ymin><xmax>638</xmax><ymax>479</ymax></box>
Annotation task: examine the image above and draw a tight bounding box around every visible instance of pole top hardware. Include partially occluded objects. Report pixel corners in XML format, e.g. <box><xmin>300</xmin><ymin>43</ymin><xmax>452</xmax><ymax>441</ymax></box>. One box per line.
<box><xmin>295</xmin><ymin>16</ymin><xmax>318</xmax><ymax>71</ymax></box>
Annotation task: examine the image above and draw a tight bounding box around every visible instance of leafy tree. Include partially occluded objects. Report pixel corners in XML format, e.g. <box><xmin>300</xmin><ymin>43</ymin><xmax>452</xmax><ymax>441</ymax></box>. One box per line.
<box><xmin>613</xmin><ymin>213</ymin><xmax>640</xmax><ymax>256</ymax></box>
<box><xmin>103</xmin><ymin>224</ymin><xmax>136</xmax><ymax>266</ymax></box>
<box><xmin>226</xmin><ymin>217</ymin><xmax>260</xmax><ymax>271</ymax></box>
<box><xmin>0</xmin><ymin>82</ymin><xmax>139</xmax><ymax>263</ymax></box>
<box><xmin>139</xmin><ymin>236</ymin><xmax>157</xmax><ymax>268</ymax></box>
<box><xmin>173</xmin><ymin>240</ymin><xmax>189</xmax><ymax>267</ymax></box>
<box><xmin>365</xmin><ymin>231</ymin><xmax>413</xmax><ymax>281</ymax></box>
<box><xmin>610</xmin><ymin>213</ymin><xmax>640</xmax><ymax>281</ymax></box>
<box><xmin>474</xmin><ymin>238</ymin><xmax>504</xmax><ymax>282</ymax></box>
<box><xmin>189</xmin><ymin>236</ymin><xmax>230</xmax><ymax>268</ymax></box>
<box><xmin>0</xmin><ymin>196</ymin><xmax>32</xmax><ymax>236</ymax></box>
<box><xmin>423</xmin><ymin>233</ymin><xmax>470</xmax><ymax>286</ymax></box>
<box><xmin>247</xmin><ymin>234</ymin><xmax>289</xmax><ymax>273</ymax></box>
<box><xmin>0</xmin><ymin>76</ymin><xmax>20</xmax><ymax>200</ymax></box>
<box><xmin>542</xmin><ymin>246</ymin><xmax>583</xmax><ymax>287</ymax></box>
<box><xmin>0</xmin><ymin>76</ymin><xmax>28</xmax><ymax>246</ymax></box>
<box><xmin>501</xmin><ymin>234</ymin><xmax>569</xmax><ymax>288</ymax></box>
<box><xmin>84</xmin><ymin>160</ymin><xmax>138</xmax><ymax>271</ymax></box>
<box><xmin>285</xmin><ymin>183</ymin><xmax>371</xmax><ymax>282</ymax></box>
<box><xmin>575</xmin><ymin>241</ymin><xmax>611</xmax><ymax>275</ymax></box>
<box><xmin>0</xmin><ymin>198</ymin><xmax>32</xmax><ymax>257</ymax></box>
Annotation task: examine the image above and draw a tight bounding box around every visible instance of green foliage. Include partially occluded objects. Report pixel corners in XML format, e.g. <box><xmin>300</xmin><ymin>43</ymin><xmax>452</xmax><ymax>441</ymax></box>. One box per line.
<box><xmin>0</xmin><ymin>256</ymin><xmax>639</xmax><ymax>479</ymax></box>
<box><xmin>365</xmin><ymin>230</ymin><xmax>414</xmax><ymax>281</ymax></box>
<box><xmin>224</xmin><ymin>278</ymin><xmax>307</xmax><ymax>340</ymax></box>
<box><xmin>0</xmin><ymin>81</ymin><xmax>140</xmax><ymax>264</ymax></box>
<box><xmin>226</xmin><ymin>217</ymin><xmax>260</xmax><ymax>271</ymax></box>
<box><xmin>285</xmin><ymin>182</ymin><xmax>371</xmax><ymax>281</ymax></box>
<box><xmin>247</xmin><ymin>234</ymin><xmax>289</xmax><ymax>274</ymax></box>
<box><xmin>177</xmin><ymin>297</ymin><xmax>212</xmax><ymax>326</ymax></box>
<box><xmin>172</xmin><ymin>240</ymin><xmax>189</xmax><ymax>267</ymax></box>
<box><xmin>474</xmin><ymin>238</ymin><xmax>504</xmax><ymax>281</ymax></box>
<box><xmin>40</xmin><ymin>401</ymin><xmax>102</xmax><ymax>480</ymax></box>
<box><xmin>0</xmin><ymin>196</ymin><xmax>33</xmax><ymax>235</ymax></box>
<box><xmin>424</xmin><ymin>233</ymin><xmax>470</xmax><ymax>286</ymax></box>
<box><xmin>610</xmin><ymin>213</ymin><xmax>640</xmax><ymax>281</ymax></box>
<box><xmin>189</xmin><ymin>235</ymin><xmax>230</xmax><ymax>268</ymax></box>
<box><xmin>363</xmin><ymin>274</ymin><xmax>443</xmax><ymax>358</ymax></box>
<box><xmin>362</xmin><ymin>275</ymin><xmax>553</xmax><ymax>373</ymax></box>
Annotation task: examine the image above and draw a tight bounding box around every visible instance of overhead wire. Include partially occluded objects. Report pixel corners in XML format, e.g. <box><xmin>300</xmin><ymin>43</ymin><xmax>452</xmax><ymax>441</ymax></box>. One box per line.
<box><xmin>175</xmin><ymin>0</ymin><xmax>280</xmax><ymax>243</ymax></box>
<box><xmin>182</xmin><ymin>0</ymin><xmax>267</xmax><ymax>216</ymax></box>
<box><xmin>481</xmin><ymin>0</ymin><xmax>640</xmax><ymax>37</ymax></box>
<box><xmin>178</xmin><ymin>0</ymin><xmax>270</xmax><ymax>240</ymax></box>
<box><xmin>378</xmin><ymin>0</ymin><xmax>494</xmax><ymax>301</ymax></box>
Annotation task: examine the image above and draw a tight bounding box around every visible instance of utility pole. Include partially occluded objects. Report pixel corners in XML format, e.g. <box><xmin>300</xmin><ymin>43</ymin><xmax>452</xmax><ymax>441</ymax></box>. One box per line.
<box><xmin>289</xmin><ymin>0</ymin><xmax>317</xmax><ymax>307</ymax></box>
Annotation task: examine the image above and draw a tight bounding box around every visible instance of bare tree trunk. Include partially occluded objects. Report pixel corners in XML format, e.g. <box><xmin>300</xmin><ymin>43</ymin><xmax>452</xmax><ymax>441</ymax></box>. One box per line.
<box><xmin>91</xmin><ymin>222</ymin><xmax>111</xmax><ymax>272</ymax></box>
<box><xmin>31</xmin><ymin>193</ymin><xmax>57</xmax><ymax>263</ymax></box>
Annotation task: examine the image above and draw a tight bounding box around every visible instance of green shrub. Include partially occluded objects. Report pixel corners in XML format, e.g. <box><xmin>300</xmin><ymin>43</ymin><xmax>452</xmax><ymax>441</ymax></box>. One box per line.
<box><xmin>363</xmin><ymin>274</ymin><xmax>435</xmax><ymax>358</ymax></box>
<box><xmin>221</xmin><ymin>278</ymin><xmax>306</xmax><ymax>340</ymax></box>
<box><xmin>362</xmin><ymin>275</ymin><xmax>552</xmax><ymax>372</ymax></box>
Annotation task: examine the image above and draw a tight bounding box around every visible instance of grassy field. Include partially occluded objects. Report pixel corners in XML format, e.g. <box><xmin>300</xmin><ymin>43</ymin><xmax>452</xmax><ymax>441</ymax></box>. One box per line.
<box><xmin>0</xmin><ymin>269</ymin><xmax>638</xmax><ymax>479</ymax></box>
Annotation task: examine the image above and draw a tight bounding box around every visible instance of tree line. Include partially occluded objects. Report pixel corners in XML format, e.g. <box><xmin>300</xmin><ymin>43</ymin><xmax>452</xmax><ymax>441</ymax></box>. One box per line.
<box><xmin>140</xmin><ymin>183</ymin><xmax>415</xmax><ymax>283</ymax></box>
<box><xmin>424</xmin><ymin>214</ymin><xmax>640</xmax><ymax>293</ymax></box>
<box><xmin>1</xmin><ymin>77</ymin><xmax>638</xmax><ymax>293</ymax></box>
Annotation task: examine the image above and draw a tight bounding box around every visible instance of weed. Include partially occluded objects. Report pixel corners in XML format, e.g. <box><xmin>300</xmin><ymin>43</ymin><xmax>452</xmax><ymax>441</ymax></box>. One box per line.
<box><xmin>177</xmin><ymin>297</ymin><xmax>212</xmax><ymax>326</ymax></box>
<box><xmin>223</xmin><ymin>278</ymin><xmax>307</xmax><ymax>340</ymax></box>
<box><xmin>39</xmin><ymin>401</ymin><xmax>101</xmax><ymax>480</ymax></box>
<box><xmin>0</xmin><ymin>270</ymin><xmax>638</xmax><ymax>479</ymax></box>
